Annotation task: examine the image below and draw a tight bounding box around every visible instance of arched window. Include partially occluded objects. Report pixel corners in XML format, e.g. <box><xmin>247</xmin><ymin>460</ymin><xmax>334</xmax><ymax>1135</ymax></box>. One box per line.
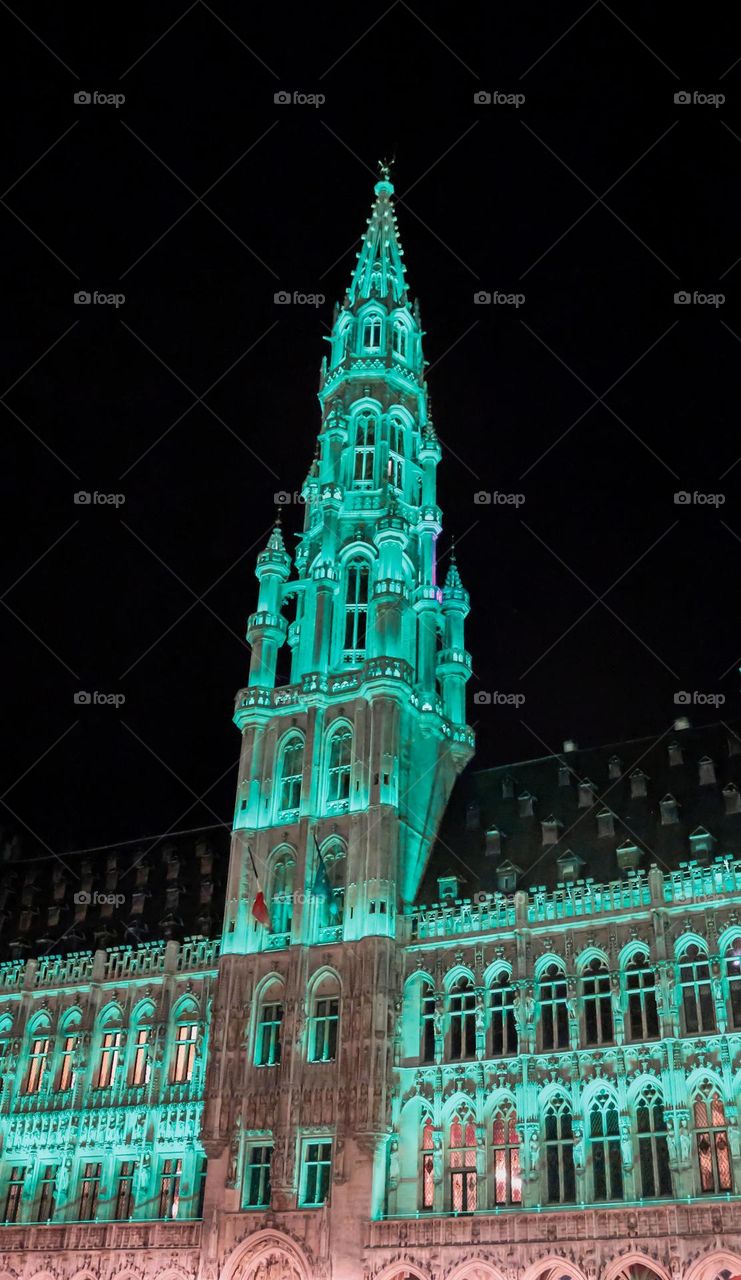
<box><xmin>172</xmin><ymin>1003</ymin><xmax>199</xmax><ymax>1083</ymax></box>
<box><xmin>392</xmin><ymin>319</ymin><xmax>408</xmax><ymax>360</ymax></box>
<box><xmin>269</xmin><ymin>848</ymin><xmax>295</xmax><ymax>937</ymax></box>
<box><xmin>343</xmin><ymin>563</ymin><xmax>369</xmax><ymax>659</ymax></box>
<box><xmin>96</xmin><ymin>1009</ymin><xmax>123</xmax><ymax>1089</ymax></box>
<box><xmin>420</xmin><ymin>1117</ymin><xmax>435</xmax><ymax>1209</ymax></box>
<box><xmin>353</xmin><ymin>413</ymin><xmax>376</xmax><ymax>484</ymax></box>
<box><xmin>626</xmin><ymin>952</ymin><xmax>659</xmax><ymax>1040</ymax></box>
<box><xmin>449</xmin><ymin>976</ymin><xmax>476</xmax><ymax>1060</ymax></box>
<box><xmin>544</xmin><ymin>1096</ymin><xmax>575</xmax><ymax>1203</ymax></box>
<box><xmin>678</xmin><ymin>943</ymin><xmax>715</xmax><ymax>1033</ymax></box>
<box><xmin>388</xmin><ymin>416</ymin><xmax>405</xmax><ymax>491</ymax></box>
<box><xmin>581</xmin><ymin>957</ymin><xmax>613</xmax><ymax>1046</ymax></box>
<box><xmin>492</xmin><ymin>1104</ymin><xmax>521</xmax><ymax>1205</ymax></box>
<box><xmin>131</xmin><ymin>1003</ymin><xmax>154</xmax><ymax>1086</ymax></box>
<box><xmin>589</xmin><ymin>1088</ymin><xmax>623</xmax><ymax>1201</ymax></box>
<box><xmin>24</xmin><ymin>1017</ymin><xmax>51</xmax><ymax>1094</ymax></box>
<box><xmin>277</xmin><ymin>734</ymin><xmax>303</xmax><ymax>817</ymax></box>
<box><xmin>693</xmin><ymin>1083</ymin><xmax>733</xmax><ymax>1192</ymax></box>
<box><xmin>539</xmin><ymin>962</ymin><xmax>569</xmax><ymax>1050</ymax></box>
<box><xmin>309</xmin><ymin>974</ymin><xmax>340</xmax><ymax>1062</ymax></box>
<box><xmin>315</xmin><ymin>840</ymin><xmax>346</xmax><ymax>929</ymax></box>
<box><xmin>57</xmin><ymin>1010</ymin><xmax>80</xmax><ymax>1092</ymax></box>
<box><xmin>489</xmin><ymin>972</ymin><xmax>517</xmax><ymax>1057</ymax></box>
<box><xmin>326</xmin><ymin>725</ymin><xmax>353</xmax><ymax>806</ymax></box>
<box><xmin>255</xmin><ymin>981</ymin><xmax>284</xmax><ymax>1066</ymax></box>
<box><xmin>448</xmin><ymin>1113</ymin><xmax>477</xmax><ymax>1211</ymax></box>
<box><xmin>420</xmin><ymin>981</ymin><xmax>436</xmax><ymax>1063</ymax></box>
<box><xmin>724</xmin><ymin>939</ymin><xmax>741</xmax><ymax>1028</ymax></box>
<box><xmin>636</xmin><ymin>1084</ymin><xmax>672</xmax><ymax>1197</ymax></box>
<box><xmin>362</xmin><ymin>314</ymin><xmax>382</xmax><ymax>350</ymax></box>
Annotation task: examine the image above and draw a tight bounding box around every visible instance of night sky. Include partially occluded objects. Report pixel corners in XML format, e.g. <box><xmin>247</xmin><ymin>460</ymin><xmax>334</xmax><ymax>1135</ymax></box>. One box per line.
<box><xmin>2</xmin><ymin>3</ymin><xmax>739</xmax><ymax>861</ymax></box>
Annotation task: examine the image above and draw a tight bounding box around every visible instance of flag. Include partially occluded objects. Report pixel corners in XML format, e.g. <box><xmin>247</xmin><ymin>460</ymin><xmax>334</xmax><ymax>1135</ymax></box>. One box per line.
<box><xmin>248</xmin><ymin>845</ymin><xmax>271</xmax><ymax>929</ymax></box>
<box><xmin>313</xmin><ymin>835</ymin><xmax>340</xmax><ymax>920</ymax></box>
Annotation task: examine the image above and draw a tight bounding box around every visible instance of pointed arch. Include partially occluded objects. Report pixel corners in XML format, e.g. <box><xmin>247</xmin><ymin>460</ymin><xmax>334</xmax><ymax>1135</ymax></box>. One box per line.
<box><xmin>602</xmin><ymin>1257</ymin><xmax>671</xmax><ymax>1280</ymax></box>
<box><xmin>324</xmin><ymin>719</ymin><xmax>353</xmax><ymax>809</ymax></box>
<box><xmin>253</xmin><ymin>973</ymin><xmax>285</xmax><ymax>1068</ymax></box>
<box><xmin>275</xmin><ymin>730</ymin><xmax>304</xmax><ymax>819</ymax></box>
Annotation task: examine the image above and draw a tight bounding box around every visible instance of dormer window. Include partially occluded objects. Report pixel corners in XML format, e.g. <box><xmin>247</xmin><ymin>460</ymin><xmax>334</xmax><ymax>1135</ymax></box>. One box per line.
<box><xmin>723</xmin><ymin>783</ymin><xmax>741</xmax><ymax>815</ymax></box>
<box><xmin>698</xmin><ymin>756</ymin><xmax>716</xmax><ymax>786</ymax></box>
<box><xmin>541</xmin><ymin>816</ymin><xmax>561</xmax><ymax>846</ymax></box>
<box><xmin>578</xmin><ymin>780</ymin><xmax>596</xmax><ymax>808</ymax></box>
<box><xmin>518</xmin><ymin>791</ymin><xmax>535</xmax><ymax>818</ymax></box>
<box><xmin>608</xmin><ymin>755</ymin><xmax>622</xmax><ymax>780</ymax></box>
<box><xmin>629</xmin><ymin>769</ymin><xmax>648</xmax><ymax>798</ymax></box>
<box><xmin>556</xmin><ymin>850</ymin><xmax>584</xmax><ymax>883</ymax></box>
<box><xmin>659</xmin><ymin>794</ymin><xmax>679</xmax><ymax>825</ymax></box>
<box><xmin>502</xmin><ymin>776</ymin><xmax>514</xmax><ymax>799</ymax></box>
<box><xmin>437</xmin><ymin>874</ymin><xmax>460</xmax><ymax>902</ymax></box>
<box><xmin>597</xmin><ymin>810</ymin><xmax>614</xmax><ymax>838</ymax></box>
<box><xmin>616</xmin><ymin>839</ymin><xmax>642</xmax><ymax>872</ymax></box>
<box><xmin>728</xmin><ymin>734</ymin><xmax>741</xmax><ymax>757</ymax></box>
<box><xmin>362</xmin><ymin>314</ymin><xmax>382</xmax><ymax>350</ymax></box>
<box><xmin>485</xmin><ymin>827</ymin><xmax>501</xmax><ymax>858</ymax></box>
<box><xmin>668</xmin><ymin>741</ymin><xmax>683</xmax><ymax>766</ymax></box>
<box><xmin>496</xmin><ymin>860</ymin><xmax>521</xmax><ymax>893</ymax></box>
<box><xmin>689</xmin><ymin>826</ymin><xmax>716</xmax><ymax>857</ymax></box>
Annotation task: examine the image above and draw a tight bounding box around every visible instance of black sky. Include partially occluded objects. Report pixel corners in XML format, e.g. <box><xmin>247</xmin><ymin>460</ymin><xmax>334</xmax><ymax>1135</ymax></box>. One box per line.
<box><xmin>2</xmin><ymin>2</ymin><xmax>740</xmax><ymax>858</ymax></box>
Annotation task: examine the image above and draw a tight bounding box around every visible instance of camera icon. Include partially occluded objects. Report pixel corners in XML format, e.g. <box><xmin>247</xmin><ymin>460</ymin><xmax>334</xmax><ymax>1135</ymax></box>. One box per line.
<box><xmin>274</xmin><ymin>91</ymin><xmax>291</xmax><ymax>105</ymax></box>
<box><xmin>74</xmin><ymin>91</ymin><xmax>92</xmax><ymax>105</ymax></box>
<box><xmin>473</xmin><ymin>91</ymin><xmax>492</xmax><ymax>105</ymax></box>
<box><xmin>673</xmin><ymin>491</ymin><xmax>691</xmax><ymax>505</ymax></box>
<box><xmin>674</xmin><ymin>91</ymin><xmax>692</xmax><ymax>105</ymax></box>
<box><xmin>473</xmin><ymin>291</ymin><xmax>491</xmax><ymax>305</ymax></box>
<box><xmin>474</xmin><ymin>491</ymin><xmax>492</xmax><ymax>505</ymax></box>
<box><xmin>74</xmin><ymin>491</ymin><xmax>92</xmax><ymax>505</ymax></box>
<box><xmin>74</xmin><ymin>291</ymin><xmax>91</xmax><ymax>305</ymax></box>
<box><xmin>674</xmin><ymin>291</ymin><xmax>691</xmax><ymax>305</ymax></box>
<box><xmin>473</xmin><ymin>691</ymin><xmax>492</xmax><ymax>705</ymax></box>
<box><xmin>274</xmin><ymin>290</ymin><xmax>291</xmax><ymax>304</ymax></box>
<box><xmin>674</xmin><ymin>690</ymin><xmax>692</xmax><ymax>705</ymax></box>
<box><xmin>74</xmin><ymin>891</ymin><xmax>91</xmax><ymax>905</ymax></box>
<box><xmin>74</xmin><ymin>691</ymin><xmax>92</xmax><ymax>705</ymax></box>
<box><xmin>273</xmin><ymin>490</ymin><xmax>291</xmax><ymax>505</ymax></box>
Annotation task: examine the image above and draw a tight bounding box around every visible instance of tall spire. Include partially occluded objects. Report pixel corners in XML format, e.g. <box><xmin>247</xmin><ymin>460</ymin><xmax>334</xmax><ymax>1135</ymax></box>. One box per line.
<box><xmin>346</xmin><ymin>164</ymin><xmax>408</xmax><ymax>306</ymax></box>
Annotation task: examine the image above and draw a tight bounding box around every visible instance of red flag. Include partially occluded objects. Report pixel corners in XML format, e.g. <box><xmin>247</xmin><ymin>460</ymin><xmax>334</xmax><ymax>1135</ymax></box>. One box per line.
<box><xmin>248</xmin><ymin>845</ymin><xmax>271</xmax><ymax>929</ymax></box>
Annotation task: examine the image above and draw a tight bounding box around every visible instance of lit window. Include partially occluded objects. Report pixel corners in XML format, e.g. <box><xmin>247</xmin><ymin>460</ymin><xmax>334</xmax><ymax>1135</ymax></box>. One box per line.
<box><xmin>97</xmin><ymin>1030</ymin><xmax>122</xmax><ymax>1088</ymax></box>
<box><xmin>159</xmin><ymin>1158</ymin><xmax>182</xmax><ymax>1219</ymax></box>
<box><xmin>421</xmin><ymin>1118</ymin><xmax>435</xmax><ymax>1209</ymax></box>
<box><xmin>114</xmin><ymin>1161</ymin><xmax>136</xmax><ymax>1219</ymax></box>
<box><xmin>256</xmin><ymin>1000</ymin><xmax>283</xmax><ymax>1066</ymax></box>
<box><xmin>172</xmin><ymin>1023</ymin><xmax>198</xmax><ymax>1083</ymax></box>
<box><xmin>244</xmin><ymin>1145</ymin><xmax>272</xmax><ymax>1208</ymax></box>
<box><xmin>679</xmin><ymin>944</ymin><xmax>716</xmax><ymax>1034</ymax></box>
<box><xmin>539</xmin><ymin>963</ymin><xmax>569</xmax><ymax>1050</ymax></box>
<box><xmin>4</xmin><ymin>1167</ymin><xmax>26</xmax><ymax>1222</ymax></box>
<box><xmin>448</xmin><ymin>1113</ymin><xmax>477</xmax><ymax>1211</ymax></box>
<box><xmin>694</xmin><ymin>1086</ymin><xmax>733</xmax><ymax>1193</ymax></box>
<box><xmin>327</xmin><ymin>726</ymin><xmax>352</xmax><ymax>805</ymax></box>
<box><xmin>492</xmin><ymin>1106</ymin><xmax>521</xmax><ymax>1205</ymax></box>
<box><xmin>79</xmin><ymin>1162</ymin><xmax>102</xmax><ymax>1220</ymax></box>
<box><xmin>581</xmin><ymin>958</ymin><xmax>613</xmax><ymax>1046</ymax></box>
<box><xmin>58</xmin><ymin>1034</ymin><xmax>77</xmax><ymax>1091</ymax></box>
<box><xmin>132</xmin><ymin>1026</ymin><xmax>153</xmax><ymax>1085</ymax></box>
<box><xmin>590</xmin><ymin>1089</ymin><xmax>623</xmax><ymax>1201</ymax></box>
<box><xmin>278</xmin><ymin>736</ymin><xmax>303</xmax><ymax>816</ymax></box>
<box><xmin>301</xmin><ymin>1141</ymin><xmax>332</xmax><ymax>1206</ymax></box>
<box><xmin>24</xmin><ymin>1036</ymin><xmax>50</xmax><ymax>1094</ymax></box>
<box><xmin>626</xmin><ymin>953</ymin><xmax>659</xmax><ymax>1040</ymax></box>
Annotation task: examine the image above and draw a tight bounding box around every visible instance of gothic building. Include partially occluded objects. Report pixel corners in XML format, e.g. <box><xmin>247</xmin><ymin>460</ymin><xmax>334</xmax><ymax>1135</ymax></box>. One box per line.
<box><xmin>1</xmin><ymin>173</ymin><xmax>741</xmax><ymax>1280</ymax></box>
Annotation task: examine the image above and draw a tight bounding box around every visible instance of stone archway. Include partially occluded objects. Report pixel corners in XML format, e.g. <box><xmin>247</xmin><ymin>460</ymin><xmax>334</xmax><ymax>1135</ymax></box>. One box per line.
<box><xmin>222</xmin><ymin>1231</ymin><xmax>312</xmax><ymax>1280</ymax></box>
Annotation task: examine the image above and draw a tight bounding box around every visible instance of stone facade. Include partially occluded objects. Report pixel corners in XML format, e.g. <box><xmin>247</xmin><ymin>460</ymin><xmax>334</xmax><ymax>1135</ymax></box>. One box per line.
<box><xmin>1</xmin><ymin>174</ymin><xmax>741</xmax><ymax>1280</ymax></box>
